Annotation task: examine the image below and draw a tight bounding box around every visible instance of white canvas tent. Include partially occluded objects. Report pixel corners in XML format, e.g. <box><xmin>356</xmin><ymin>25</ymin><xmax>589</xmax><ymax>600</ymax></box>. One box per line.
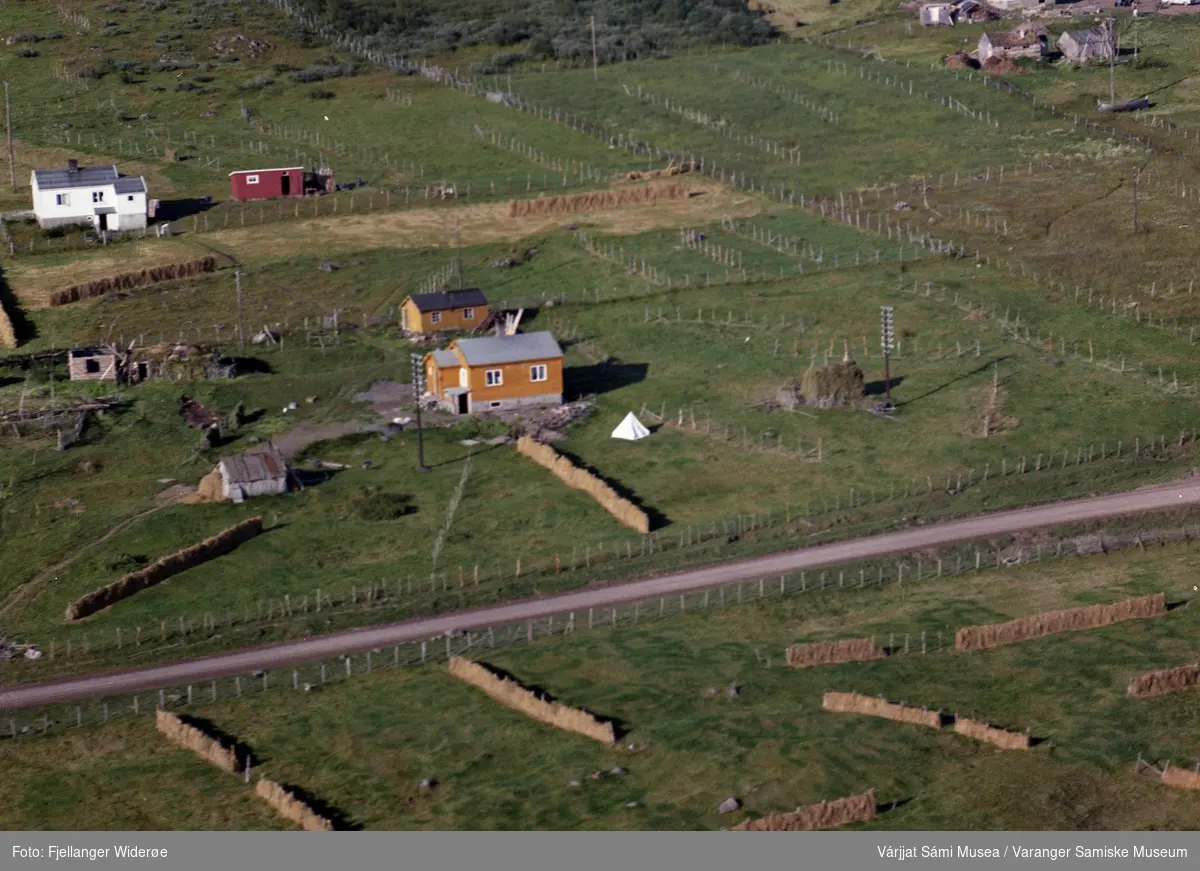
<box><xmin>611</xmin><ymin>412</ymin><xmax>650</xmax><ymax>441</ymax></box>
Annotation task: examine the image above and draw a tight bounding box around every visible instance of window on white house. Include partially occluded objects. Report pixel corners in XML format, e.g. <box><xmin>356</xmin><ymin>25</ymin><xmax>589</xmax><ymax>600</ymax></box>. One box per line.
<box><xmin>55</xmin><ymin>193</ymin><xmax>69</xmax><ymax>206</ymax></box>
<box><xmin>463</xmin><ymin>308</ymin><xmax>475</xmax><ymax>321</ymax></box>
<box><xmin>246</xmin><ymin>175</ymin><xmax>260</xmax><ymax>185</ymax></box>
<box><xmin>530</xmin><ymin>364</ymin><xmax>548</xmax><ymax>383</ymax></box>
<box><xmin>92</xmin><ymin>191</ymin><xmax>104</xmax><ymax>203</ymax></box>
<box><xmin>128</xmin><ymin>195</ymin><xmax>134</xmax><ymax>201</ymax></box>
<box><xmin>485</xmin><ymin>369</ymin><xmax>503</xmax><ymax>387</ymax></box>
<box><xmin>430</xmin><ymin>311</ymin><xmax>442</xmax><ymax>325</ymax></box>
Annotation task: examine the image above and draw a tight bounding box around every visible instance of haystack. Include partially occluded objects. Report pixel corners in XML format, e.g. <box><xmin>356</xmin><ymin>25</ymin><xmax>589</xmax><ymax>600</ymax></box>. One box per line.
<box><xmin>800</xmin><ymin>355</ymin><xmax>865</xmax><ymax>408</ymax></box>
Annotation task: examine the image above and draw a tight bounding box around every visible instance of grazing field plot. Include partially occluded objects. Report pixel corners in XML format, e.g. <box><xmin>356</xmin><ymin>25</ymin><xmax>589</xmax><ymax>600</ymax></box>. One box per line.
<box><xmin>505</xmin><ymin>42</ymin><xmax>1102</xmax><ymax>194</ymax></box>
<box><xmin>529</xmin><ymin>262</ymin><xmax>1200</xmax><ymax>527</ymax></box>
<box><xmin>6</xmin><ymin>546</ymin><xmax>1200</xmax><ymax>830</ymax></box>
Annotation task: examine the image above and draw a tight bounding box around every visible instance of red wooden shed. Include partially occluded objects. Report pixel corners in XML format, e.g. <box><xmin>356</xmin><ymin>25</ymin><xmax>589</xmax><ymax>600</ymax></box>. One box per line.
<box><xmin>229</xmin><ymin>166</ymin><xmax>304</xmax><ymax>201</ymax></box>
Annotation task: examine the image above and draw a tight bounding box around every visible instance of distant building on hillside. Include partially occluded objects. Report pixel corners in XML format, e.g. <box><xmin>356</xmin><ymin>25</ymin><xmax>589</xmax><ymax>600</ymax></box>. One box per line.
<box><xmin>228</xmin><ymin>166</ymin><xmax>334</xmax><ymax>201</ymax></box>
<box><xmin>423</xmin><ymin>331</ymin><xmax>564</xmax><ymax>415</ymax></box>
<box><xmin>1059</xmin><ymin>23</ymin><xmax>1116</xmax><ymax>63</ymax></box>
<box><xmin>67</xmin><ymin>347</ymin><xmax>119</xmax><ymax>382</ymax></box>
<box><xmin>920</xmin><ymin>3</ymin><xmax>955</xmax><ymax>25</ymax></box>
<box><xmin>401</xmin><ymin>289</ymin><xmax>490</xmax><ymax>336</ymax></box>
<box><xmin>979</xmin><ymin>25</ymin><xmax>1047</xmax><ymax>62</ymax></box>
<box><xmin>216</xmin><ymin>445</ymin><xmax>289</xmax><ymax>502</ymax></box>
<box><xmin>30</xmin><ymin>160</ymin><xmax>148</xmax><ymax>232</ymax></box>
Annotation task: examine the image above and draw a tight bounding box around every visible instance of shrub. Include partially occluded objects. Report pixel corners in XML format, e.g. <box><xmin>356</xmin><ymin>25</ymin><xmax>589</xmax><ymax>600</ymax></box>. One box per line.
<box><xmin>105</xmin><ymin>552</ymin><xmax>148</xmax><ymax>572</ymax></box>
<box><xmin>238</xmin><ymin>74</ymin><xmax>274</xmax><ymax>92</ymax></box>
<box><xmin>194</xmin><ymin>74</ymin><xmax>215</xmax><ymax>83</ymax></box>
<box><xmin>290</xmin><ymin>62</ymin><xmax>357</xmax><ymax>83</ymax></box>
<box><xmin>13</xmin><ymin>47</ymin><xmax>38</xmax><ymax>58</ymax></box>
<box><xmin>176</xmin><ymin>81</ymin><xmax>199</xmax><ymax>92</ymax></box>
<box><xmin>338</xmin><ymin>487</ymin><xmax>413</xmax><ymax>521</ymax></box>
<box><xmin>309</xmin><ymin>87</ymin><xmax>335</xmax><ymax>100</ymax></box>
<box><xmin>75</xmin><ymin>66</ymin><xmax>102</xmax><ymax>79</ymax></box>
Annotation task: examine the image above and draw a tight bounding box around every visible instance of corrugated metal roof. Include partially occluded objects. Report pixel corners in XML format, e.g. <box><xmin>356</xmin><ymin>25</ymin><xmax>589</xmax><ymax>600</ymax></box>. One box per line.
<box><xmin>32</xmin><ymin>165</ymin><xmax>119</xmax><ymax>190</ymax></box>
<box><xmin>430</xmin><ymin>349</ymin><xmax>459</xmax><ymax>368</ymax></box>
<box><xmin>1062</xmin><ymin>26</ymin><xmax>1113</xmax><ymax>45</ymax></box>
<box><xmin>453</xmin><ymin>332</ymin><xmax>563</xmax><ymax>366</ymax></box>
<box><xmin>219</xmin><ymin>446</ymin><xmax>288</xmax><ymax>484</ymax></box>
<box><xmin>409</xmin><ymin>289</ymin><xmax>488</xmax><ymax>313</ymax></box>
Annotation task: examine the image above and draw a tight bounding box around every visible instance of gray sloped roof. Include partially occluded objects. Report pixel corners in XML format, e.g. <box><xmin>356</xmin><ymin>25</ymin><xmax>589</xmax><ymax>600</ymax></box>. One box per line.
<box><xmin>218</xmin><ymin>446</ymin><xmax>288</xmax><ymax>484</ymax></box>
<box><xmin>454</xmin><ymin>332</ymin><xmax>563</xmax><ymax>366</ymax></box>
<box><xmin>408</xmin><ymin>288</ymin><xmax>488</xmax><ymax>313</ymax></box>
<box><xmin>430</xmin><ymin>349</ymin><xmax>460</xmax><ymax>368</ymax></box>
<box><xmin>114</xmin><ymin>176</ymin><xmax>148</xmax><ymax>194</ymax></box>
<box><xmin>1062</xmin><ymin>26</ymin><xmax>1112</xmax><ymax>45</ymax></box>
<box><xmin>32</xmin><ymin>165</ymin><xmax>119</xmax><ymax>190</ymax></box>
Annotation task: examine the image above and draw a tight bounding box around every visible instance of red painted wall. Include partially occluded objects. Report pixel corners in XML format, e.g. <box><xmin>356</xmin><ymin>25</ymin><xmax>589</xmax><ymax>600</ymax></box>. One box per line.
<box><xmin>229</xmin><ymin>168</ymin><xmax>304</xmax><ymax>201</ymax></box>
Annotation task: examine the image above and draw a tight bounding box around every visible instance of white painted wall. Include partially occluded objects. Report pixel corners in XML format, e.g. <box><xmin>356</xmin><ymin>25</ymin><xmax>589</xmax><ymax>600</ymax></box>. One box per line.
<box><xmin>31</xmin><ymin>176</ymin><xmax>148</xmax><ymax>230</ymax></box>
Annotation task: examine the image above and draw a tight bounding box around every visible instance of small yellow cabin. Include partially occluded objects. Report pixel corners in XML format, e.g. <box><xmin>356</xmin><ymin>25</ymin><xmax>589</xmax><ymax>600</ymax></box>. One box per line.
<box><xmin>424</xmin><ymin>331</ymin><xmax>564</xmax><ymax>415</ymax></box>
<box><xmin>400</xmin><ymin>289</ymin><xmax>489</xmax><ymax>335</ymax></box>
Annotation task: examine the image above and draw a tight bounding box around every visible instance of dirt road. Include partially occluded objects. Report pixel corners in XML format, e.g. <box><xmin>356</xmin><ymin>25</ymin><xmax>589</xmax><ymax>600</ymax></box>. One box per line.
<box><xmin>4</xmin><ymin>479</ymin><xmax>1200</xmax><ymax>710</ymax></box>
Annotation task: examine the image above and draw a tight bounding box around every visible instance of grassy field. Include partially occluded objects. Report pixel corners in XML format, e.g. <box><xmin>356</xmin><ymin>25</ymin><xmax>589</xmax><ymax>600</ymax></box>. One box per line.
<box><xmin>6</xmin><ymin>544</ymin><xmax>1200</xmax><ymax>830</ymax></box>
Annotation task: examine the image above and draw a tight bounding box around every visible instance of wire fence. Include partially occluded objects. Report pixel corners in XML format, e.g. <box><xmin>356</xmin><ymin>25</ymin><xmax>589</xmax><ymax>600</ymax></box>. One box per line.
<box><xmin>1</xmin><ymin>426</ymin><xmax>1196</xmax><ymax>674</ymax></box>
<box><xmin>4</xmin><ymin>518</ymin><xmax>1200</xmax><ymax>737</ymax></box>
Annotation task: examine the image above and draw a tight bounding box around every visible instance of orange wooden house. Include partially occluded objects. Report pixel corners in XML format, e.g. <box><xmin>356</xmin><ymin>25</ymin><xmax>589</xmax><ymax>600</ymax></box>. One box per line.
<box><xmin>424</xmin><ymin>331</ymin><xmax>564</xmax><ymax>415</ymax></box>
<box><xmin>400</xmin><ymin>288</ymin><xmax>489</xmax><ymax>336</ymax></box>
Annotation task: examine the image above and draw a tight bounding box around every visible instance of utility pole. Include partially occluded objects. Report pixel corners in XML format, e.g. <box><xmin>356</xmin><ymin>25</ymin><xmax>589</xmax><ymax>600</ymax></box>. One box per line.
<box><xmin>456</xmin><ymin>215</ymin><xmax>464</xmax><ymax>290</ymax></box>
<box><xmin>1132</xmin><ymin>167</ymin><xmax>1140</xmax><ymax>233</ymax></box>
<box><xmin>4</xmin><ymin>80</ymin><xmax>14</xmax><ymax>192</ymax></box>
<box><xmin>410</xmin><ymin>353</ymin><xmax>429</xmax><ymax>472</ymax></box>
<box><xmin>1109</xmin><ymin>29</ymin><xmax>1116</xmax><ymax>108</ymax></box>
<box><xmin>591</xmin><ymin>16</ymin><xmax>599</xmax><ymax>81</ymax></box>
<box><xmin>880</xmin><ymin>305</ymin><xmax>895</xmax><ymax>408</ymax></box>
<box><xmin>235</xmin><ymin>270</ymin><xmax>246</xmax><ymax>353</ymax></box>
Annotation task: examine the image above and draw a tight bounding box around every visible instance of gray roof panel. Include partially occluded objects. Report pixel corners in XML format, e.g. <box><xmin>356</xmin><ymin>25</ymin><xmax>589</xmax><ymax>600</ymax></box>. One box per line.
<box><xmin>454</xmin><ymin>332</ymin><xmax>563</xmax><ymax>366</ymax></box>
<box><xmin>32</xmin><ymin>165</ymin><xmax>119</xmax><ymax>190</ymax></box>
<box><xmin>219</xmin><ymin>446</ymin><xmax>288</xmax><ymax>484</ymax></box>
<box><xmin>430</xmin><ymin>349</ymin><xmax>460</xmax><ymax>368</ymax></box>
<box><xmin>409</xmin><ymin>288</ymin><xmax>488</xmax><ymax>313</ymax></box>
<box><xmin>114</xmin><ymin>176</ymin><xmax>147</xmax><ymax>194</ymax></box>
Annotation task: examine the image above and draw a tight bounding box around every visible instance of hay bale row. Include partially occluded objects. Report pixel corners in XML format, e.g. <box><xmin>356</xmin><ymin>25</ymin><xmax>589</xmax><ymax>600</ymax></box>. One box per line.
<box><xmin>786</xmin><ymin>638</ymin><xmax>886</xmax><ymax>669</ymax></box>
<box><xmin>0</xmin><ymin>298</ymin><xmax>16</xmax><ymax>349</ymax></box>
<box><xmin>507</xmin><ymin>183</ymin><xmax>688</xmax><ymax>219</ymax></box>
<box><xmin>65</xmin><ymin>516</ymin><xmax>263</xmax><ymax>621</ymax></box>
<box><xmin>1128</xmin><ymin>663</ymin><xmax>1200</xmax><ymax>699</ymax></box>
<box><xmin>155</xmin><ymin>710</ymin><xmax>241</xmax><ymax>773</ymax></box>
<box><xmin>448</xmin><ymin>656</ymin><xmax>617</xmax><ymax>744</ymax></box>
<box><xmin>731</xmin><ymin>790</ymin><xmax>877</xmax><ymax>831</ymax></box>
<box><xmin>821</xmin><ymin>692</ymin><xmax>942</xmax><ymax>728</ymax></box>
<box><xmin>952</xmin><ymin>718</ymin><xmax>1030</xmax><ymax>751</ymax></box>
<box><xmin>955</xmin><ymin>593</ymin><xmax>1166</xmax><ymax>652</ymax></box>
<box><xmin>516</xmin><ymin>436</ymin><xmax>649</xmax><ymax>534</ymax></box>
<box><xmin>255</xmin><ymin>779</ymin><xmax>335</xmax><ymax>832</ymax></box>
<box><xmin>1162</xmin><ymin>765</ymin><xmax>1200</xmax><ymax>790</ymax></box>
<box><xmin>48</xmin><ymin>256</ymin><xmax>218</xmax><ymax>307</ymax></box>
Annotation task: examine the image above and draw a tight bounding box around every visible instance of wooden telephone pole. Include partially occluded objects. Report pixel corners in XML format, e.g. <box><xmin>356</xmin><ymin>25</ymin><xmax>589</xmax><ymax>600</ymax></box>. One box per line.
<box><xmin>1132</xmin><ymin>167</ymin><xmax>1140</xmax><ymax>233</ymax></box>
<box><xmin>591</xmin><ymin>16</ymin><xmax>599</xmax><ymax>80</ymax></box>
<box><xmin>456</xmin><ymin>215</ymin><xmax>464</xmax><ymax>290</ymax></box>
<box><xmin>4</xmin><ymin>81</ymin><xmax>14</xmax><ymax>192</ymax></box>
<box><xmin>235</xmin><ymin>270</ymin><xmax>246</xmax><ymax>353</ymax></box>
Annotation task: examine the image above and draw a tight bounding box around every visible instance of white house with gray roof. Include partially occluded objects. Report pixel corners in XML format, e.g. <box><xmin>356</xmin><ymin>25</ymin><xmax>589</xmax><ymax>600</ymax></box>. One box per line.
<box><xmin>30</xmin><ymin>160</ymin><xmax>149</xmax><ymax>232</ymax></box>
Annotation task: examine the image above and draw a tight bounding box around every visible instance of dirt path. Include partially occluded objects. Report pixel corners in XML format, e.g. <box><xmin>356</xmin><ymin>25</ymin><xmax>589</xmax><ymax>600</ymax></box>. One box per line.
<box><xmin>5</xmin><ymin>479</ymin><xmax>1200</xmax><ymax>709</ymax></box>
<box><xmin>0</xmin><ymin>504</ymin><xmax>169</xmax><ymax>618</ymax></box>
